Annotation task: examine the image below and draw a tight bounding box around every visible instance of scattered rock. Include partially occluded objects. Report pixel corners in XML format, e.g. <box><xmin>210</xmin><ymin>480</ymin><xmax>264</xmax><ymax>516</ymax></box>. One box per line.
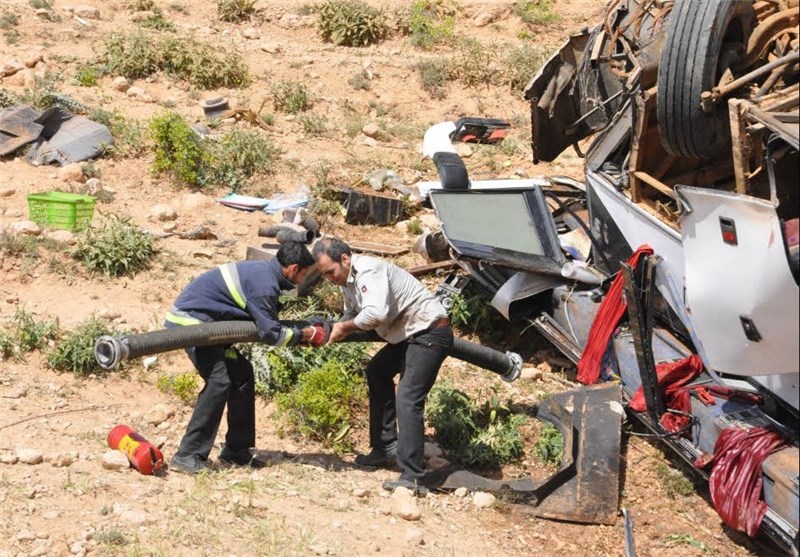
<box><xmin>423</xmin><ymin>442</ymin><xmax>443</xmax><ymax>459</ymax></box>
<box><xmin>44</xmin><ymin>229</ymin><xmax>76</xmax><ymax>244</ymax></box>
<box><xmin>308</xmin><ymin>543</ymin><xmax>327</xmax><ymax>555</ymax></box>
<box><xmin>101</xmin><ymin>450</ymin><xmax>130</xmax><ymax>471</ymax></box>
<box><xmin>352</xmin><ymin>487</ymin><xmax>370</xmax><ymax>498</ymax></box>
<box><xmin>427</xmin><ymin>456</ymin><xmax>451</xmax><ymax>470</ymax></box>
<box><xmin>150</xmin><ymin>204</ymin><xmax>177</xmax><ymax>221</ymax></box>
<box><xmin>405</xmin><ymin>526</ymin><xmax>425</xmax><ymax>546</ymax></box>
<box><xmin>21</xmin><ymin>68</ymin><xmax>36</xmax><ymax>88</ymax></box>
<box><xmin>192</xmin><ymin>249</ymin><xmax>215</xmax><ymax>259</ymax></box>
<box><xmin>16</xmin><ymin>448</ymin><xmax>44</xmax><ymax>465</ymax></box>
<box><xmin>60</xmin><ymin>163</ymin><xmax>86</xmax><ymax>183</ymax></box>
<box><xmin>0</xmin><ymin>452</ymin><xmax>19</xmax><ymax>464</ymax></box>
<box><xmin>455</xmin><ymin>143</ymin><xmax>473</xmax><ymax>158</ymax></box>
<box><xmin>162</xmin><ymin>222</ymin><xmax>178</xmax><ymax>233</ymax></box>
<box><xmin>9</xmin><ymin>220</ymin><xmax>41</xmax><ymax>236</ymax></box>
<box><xmin>147</xmin><ymin>403</ymin><xmax>174</xmax><ymax>426</ymax></box>
<box><xmin>260</xmin><ymin>43</ymin><xmax>282</xmax><ymax>54</ymax></box>
<box><xmin>2</xmin><ymin>58</ymin><xmax>25</xmax><ymax>77</ymax></box>
<box><xmin>417</xmin><ymin>213</ymin><xmax>440</xmax><ymax>229</ymax></box>
<box><xmin>0</xmin><ymin>187</ymin><xmax>15</xmax><ymax>198</ymax></box>
<box><xmin>23</xmin><ymin>53</ymin><xmax>44</xmax><ymax>68</ymax></box>
<box><xmin>361</xmin><ymin>122</ymin><xmax>381</xmax><ymax>139</ymax></box>
<box><xmin>521</xmin><ymin>367</ymin><xmax>544</xmax><ymax>381</ymax></box>
<box><xmin>129</xmin><ymin>10</ymin><xmax>156</xmax><ymax>22</ymax></box>
<box><xmin>111</xmin><ymin>76</ymin><xmax>130</xmax><ymax>92</ymax></box>
<box><xmin>112</xmin><ymin>503</ymin><xmax>156</xmax><ymax>526</ymax></box>
<box><xmin>15</xmin><ymin>530</ymin><xmax>37</xmax><ymax>542</ymax></box>
<box><xmin>392</xmin><ymin>490</ymin><xmax>421</xmax><ymax>521</ymax></box>
<box><xmin>127</xmin><ymin>86</ymin><xmax>154</xmax><ymax>102</ymax></box>
<box><xmin>454</xmin><ymin>487</ymin><xmax>468</xmax><ymax>498</ymax></box>
<box><xmin>52</xmin><ymin>453</ymin><xmax>76</xmax><ymax>467</ymax></box>
<box><xmin>74</xmin><ymin>5</ymin><xmax>101</xmax><ymax>19</ymax></box>
<box><xmin>34</xmin><ymin>8</ymin><xmax>53</xmax><ymax>20</ymax></box>
<box><xmin>472</xmin><ymin>491</ymin><xmax>496</xmax><ymax>509</ymax></box>
<box><xmin>242</xmin><ymin>28</ymin><xmax>260</xmax><ymax>40</ymax></box>
<box><xmin>6</xmin><ymin>384</ymin><xmax>28</xmax><ymax>398</ymax></box>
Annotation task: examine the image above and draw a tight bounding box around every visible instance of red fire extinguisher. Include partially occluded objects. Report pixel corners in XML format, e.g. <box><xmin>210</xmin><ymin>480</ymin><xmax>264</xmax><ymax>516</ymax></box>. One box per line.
<box><xmin>107</xmin><ymin>425</ymin><xmax>165</xmax><ymax>475</ymax></box>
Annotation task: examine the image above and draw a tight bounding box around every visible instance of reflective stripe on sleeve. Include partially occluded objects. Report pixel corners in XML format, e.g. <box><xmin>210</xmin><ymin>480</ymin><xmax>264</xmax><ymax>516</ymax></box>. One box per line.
<box><xmin>165</xmin><ymin>307</ymin><xmax>203</xmax><ymax>326</ymax></box>
<box><xmin>275</xmin><ymin>327</ymin><xmax>295</xmax><ymax>347</ymax></box>
<box><xmin>218</xmin><ymin>263</ymin><xmax>247</xmax><ymax>310</ymax></box>
<box><xmin>225</xmin><ymin>348</ymin><xmax>238</xmax><ymax>359</ymax></box>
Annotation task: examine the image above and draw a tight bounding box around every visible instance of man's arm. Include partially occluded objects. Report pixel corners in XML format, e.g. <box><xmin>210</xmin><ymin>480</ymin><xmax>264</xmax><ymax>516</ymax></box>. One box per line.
<box><xmin>328</xmin><ymin>319</ymin><xmax>360</xmax><ymax>344</ymax></box>
<box><xmin>248</xmin><ymin>295</ymin><xmax>314</xmax><ymax>346</ymax></box>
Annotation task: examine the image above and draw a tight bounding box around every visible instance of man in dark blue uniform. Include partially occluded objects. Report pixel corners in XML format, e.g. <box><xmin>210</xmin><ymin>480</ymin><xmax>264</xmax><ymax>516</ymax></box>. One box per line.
<box><xmin>166</xmin><ymin>241</ymin><xmax>318</xmax><ymax>474</ymax></box>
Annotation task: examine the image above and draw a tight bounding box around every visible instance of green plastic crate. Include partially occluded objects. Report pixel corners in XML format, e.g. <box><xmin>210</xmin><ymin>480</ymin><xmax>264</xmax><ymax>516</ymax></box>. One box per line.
<box><xmin>27</xmin><ymin>192</ymin><xmax>97</xmax><ymax>231</ymax></box>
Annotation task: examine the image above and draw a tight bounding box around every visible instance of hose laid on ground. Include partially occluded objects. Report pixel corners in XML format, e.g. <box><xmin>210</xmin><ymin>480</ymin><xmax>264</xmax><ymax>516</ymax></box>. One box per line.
<box><xmin>257</xmin><ymin>225</ymin><xmax>314</xmax><ymax>244</ymax></box>
<box><xmin>95</xmin><ymin>321</ymin><xmax>522</xmax><ymax>382</ymax></box>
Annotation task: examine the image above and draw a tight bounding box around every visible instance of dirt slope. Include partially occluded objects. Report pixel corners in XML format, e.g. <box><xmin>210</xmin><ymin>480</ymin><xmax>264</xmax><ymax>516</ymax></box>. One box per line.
<box><xmin>0</xmin><ymin>1</ymin><xmax>777</xmax><ymax>556</ymax></box>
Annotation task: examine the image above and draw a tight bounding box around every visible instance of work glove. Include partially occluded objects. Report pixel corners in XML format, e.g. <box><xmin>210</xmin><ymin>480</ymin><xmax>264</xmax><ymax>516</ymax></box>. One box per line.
<box><xmin>303</xmin><ymin>316</ymin><xmax>332</xmax><ymax>347</ymax></box>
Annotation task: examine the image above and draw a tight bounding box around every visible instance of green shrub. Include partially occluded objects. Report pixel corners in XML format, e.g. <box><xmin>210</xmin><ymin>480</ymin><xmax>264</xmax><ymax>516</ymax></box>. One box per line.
<box><xmin>47</xmin><ymin>317</ymin><xmax>119</xmax><ymax>375</ymax></box>
<box><xmin>318</xmin><ymin>0</ymin><xmax>388</xmax><ymax>47</ymax></box>
<box><xmin>90</xmin><ymin>109</ymin><xmax>148</xmax><ymax>159</ymax></box>
<box><xmin>416</xmin><ymin>58</ymin><xmax>452</xmax><ymax>98</ymax></box>
<box><xmin>102</xmin><ymin>31</ymin><xmax>251</xmax><ymax>89</ymax></box>
<box><xmin>0</xmin><ymin>13</ymin><xmax>19</xmax><ymax>30</ymax></box>
<box><xmin>28</xmin><ymin>0</ymin><xmax>52</xmax><ymax>8</ymax></box>
<box><xmin>299</xmin><ymin>114</ymin><xmax>329</xmax><ymax>137</ymax></box>
<box><xmin>0</xmin><ymin>88</ymin><xmax>17</xmax><ymax>109</ymax></box>
<box><xmin>534</xmin><ymin>422</ymin><xmax>563</xmax><ymax>465</ymax></box>
<box><xmin>406</xmin><ymin>218</ymin><xmax>423</xmax><ymax>235</ymax></box>
<box><xmin>271</xmin><ymin>79</ymin><xmax>312</xmax><ymax>114</ymax></box>
<box><xmin>347</xmin><ymin>70</ymin><xmax>371</xmax><ymax>91</ymax></box>
<box><xmin>217</xmin><ymin>0</ymin><xmax>258</xmax><ymax>23</ymax></box>
<box><xmin>408</xmin><ymin>0</ymin><xmax>455</xmax><ymax>50</ymax></box>
<box><xmin>503</xmin><ymin>43</ymin><xmax>549</xmax><ymax>91</ymax></box>
<box><xmin>514</xmin><ymin>0</ymin><xmax>559</xmax><ymax>26</ymax></box>
<box><xmin>149</xmin><ymin>112</ymin><xmax>210</xmax><ymax>187</ymax></box>
<box><xmin>427</xmin><ymin>386</ymin><xmax>524</xmax><ymax>469</ymax></box>
<box><xmin>73</xmin><ymin>214</ymin><xmax>157</xmax><ymax>277</ymax></box>
<box><xmin>211</xmin><ymin>128</ymin><xmax>280</xmax><ymax>191</ymax></box>
<box><xmin>656</xmin><ymin>462</ymin><xmax>696</xmax><ymax>499</ymax></box>
<box><xmin>73</xmin><ymin>65</ymin><xmax>102</xmax><ymax>87</ymax></box>
<box><xmin>276</xmin><ymin>358</ymin><xmax>366</xmax><ymax>450</ymax></box>
<box><xmin>308</xmin><ymin>164</ymin><xmax>345</xmax><ymax>217</ymax></box>
<box><xmin>453</xmin><ymin>39</ymin><xmax>500</xmax><ymax>88</ymax></box>
<box><xmin>447</xmin><ymin>281</ymin><xmax>504</xmax><ymax>336</ymax></box>
<box><xmin>126</xmin><ymin>0</ymin><xmax>158</xmax><ymax>11</ymax></box>
<box><xmin>157</xmin><ymin>371</ymin><xmax>200</xmax><ymax>405</ymax></box>
<box><xmin>0</xmin><ymin>307</ymin><xmax>59</xmax><ymax>361</ymax></box>
<box><xmin>250</xmin><ymin>342</ymin><xmax>368</xmax><ymax>396</ymax></box>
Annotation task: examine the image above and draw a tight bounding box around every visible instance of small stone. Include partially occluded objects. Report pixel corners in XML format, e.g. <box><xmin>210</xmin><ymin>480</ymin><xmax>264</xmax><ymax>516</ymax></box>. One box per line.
<box><xmin>472</xmin><ymin>491</ymin><xmax>496</xmax><ymax>508</ymax></box>
<box><xmin>0</xmin><ymin>187</ymin><xmax>15</xmax><ymax>197</ymax></box>
<box><xmin>23</xmin><ymin>53</ymin><xmax>44</xmax><ymax>68</ymax></box>
<box><xmin>101</xmin><ymin>450</ymin><xmax>130</xmax><ymax>471</ymax></box>
<box><xmin>392</xmin><ymin>493</ymin><xmax>421</xmax><ymax>521</ymax></box>
<box><xmin>129</xmin><ymin>10</ymin><xmax>156</xmax><ymax>22</ymax></box>
<box><xmin>60</xmin><ymin>163</ymin><xmax>86</xmax><ymax>183</ymax></box>
<box><xmin>7</xmin><ymin>385</ymin><xmax>28</xmax><ymax>399</ymax></box>
<box><xmin>162</xmin><ymin>222</ymin><xmax>178</xmax><ymax>232</ymax></box>
<box><xmin>9</xmin><ymin>220</ymin><xmax>41</xmax><ymax>236</ymax></box>
<box><xmin>127</xmin><ymin>86</ymin><xmax>154</xmax><ymax>102</ymax></box>
<box><xmin>44</xmin><ymin>229</ymin><xmax>76</xmax><ymax>244</ymax></box>
<box><xmin>1</xmin><ymin>59</ymin><xmax>24</xmax><ymax>77</ymax></box>
<box><xmin>454</xmin><ymin>487</ymin><xmax>468</xmax><ymax>498</ymax></box>
<box><xmin>111</xmin><ymin>76</ymin><xmax>130</xmax><ymax>92</ymax></box>
<box><xmin>53</xmin><ymin>453</ymin><xmax>76</xmax><ymax>467</ymax></box>
<box><xmin>352</xmin><ymin>487</ymin><xmax>370</xmax><ymax>498</ymax></box>
<box><xmin>361</xmin><ymin>123</ymin><xmax>381</xmax><ymax>139</ymax></box>
<box><xmin>34</xmin><ymin>8</ymin><xmax>53</xmax><ymax>19</ymax></box>
<box><xmin>150</xmin><ymin>204</ymin><xmax>177</xmax><ymax>221</ymax></box>
<box><xmin>147</xmin><ymin>403</ymin><xmax>174</xmax><ymax>426</ymax></box>
<box><xmin>427</xmin><ymin>456</ymin><xmax>451</xmax><ymax>470</ymax></box>
<box><xmin>455</xmin><ymin>143</ymin><xmax>473</xmax><ymax>158</ymax></box>
<box><xmin>15</xmin><ymin>530</ymin><xmax>36</xmax><ymax>542</ymax></box>
<box><xmin>308</xmin><ymin>543</ymin><xmax>327</xmax><ymax>555</ymax></box>
<box><xmin>0</xmin><ymin>452</ymin><xmax>19</xmax><ymax>464</ymax></box>
<box><xmin>242</xmin><ymin>28</ymin><xmax>260</xmax><ymax>40</ymax></box>
<box><xmin>473</xmin><ymin>12</ymin><xmax>496</xmax><ymax>27</ymax></box>
<box><xmin>74</xmin><ymin>5</ymin><xmax>101</xmax><ymax>19</ymax></box>
<box><xmin>260</xmin><ymin>43</ymin><xmax>282</xmax><ymax>54</ymax></box>
<box><xmin>423</xmin><ymin>442</ymin><xmax>443</xmax><ymax>459</ymax></box>
<box><xmin>16</xmin><ymin>448</ymin><xmax>44</xmax><ymax>465</ymax></box>
<box><xmin>192</xmin><ymin>249</ymin><xmax>215</xmax><ymax>259</ymax></box>
<box><xmin>521</xmin><ymin>368</ymin><xmax>544</xmax><ymax>381</ymax></box>
<box><xmin>405</xmin><ymin>527</ymin><xmax>425</xmax><ymax>546</ymax></box>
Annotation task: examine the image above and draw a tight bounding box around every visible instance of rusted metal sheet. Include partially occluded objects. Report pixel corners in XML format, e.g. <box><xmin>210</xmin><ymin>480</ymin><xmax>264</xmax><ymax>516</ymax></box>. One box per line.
<box><xmin>531</xmin><ymin>383</ymin><xmax>623</xmax><ymax>525</ymax></box>
<box><xmin>342</xmin><ymin>189</ymin><xmax>405</xmax><ymax>226</ymax></box>
<box><xmin>0</xmin><ymin>105</ymin><xmax>43</xmax><ymax>156</ymax></box>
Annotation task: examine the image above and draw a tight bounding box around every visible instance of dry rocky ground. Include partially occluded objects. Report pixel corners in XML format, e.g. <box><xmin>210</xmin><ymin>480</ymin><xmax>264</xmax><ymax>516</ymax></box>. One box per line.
<box><xmin>0</xmin><ymin>1</ymin><xmax>783</xmax><ymax>556</ymax></box>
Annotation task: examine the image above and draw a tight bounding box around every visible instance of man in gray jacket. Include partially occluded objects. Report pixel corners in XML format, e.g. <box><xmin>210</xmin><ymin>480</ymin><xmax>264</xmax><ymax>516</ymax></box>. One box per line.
<box><xmin>313</xmin><ymin>237</ymin><xmax>453</xmax><ymax>495</ymax></box>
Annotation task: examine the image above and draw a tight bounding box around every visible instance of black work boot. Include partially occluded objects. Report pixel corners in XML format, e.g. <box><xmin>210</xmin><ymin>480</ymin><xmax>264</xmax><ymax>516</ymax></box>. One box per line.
<box><xmin>170</xmin><ymin>453</ymin><xmax>209</xmax><ymax>475</ymax></box>
<box><xmin>354</xmin><ymin>441</ymin><xmax>398</xmax><ymax>468</ymax></box>
<box><xmin>218</xmin><ymin>445</ymin><xmax>267</xmax><ymax>469</ymax></box>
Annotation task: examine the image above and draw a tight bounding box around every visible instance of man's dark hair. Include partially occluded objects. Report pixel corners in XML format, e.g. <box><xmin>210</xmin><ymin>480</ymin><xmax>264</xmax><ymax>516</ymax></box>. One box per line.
<box><xmin>311</xmin><ymin>237</ymin><xmax>351</xmax><ymax>263</ymax></box>
<box><xmin>277</xmin><ymin>241</ymin><xmax>315</xmax><ymax>268</ymax></box>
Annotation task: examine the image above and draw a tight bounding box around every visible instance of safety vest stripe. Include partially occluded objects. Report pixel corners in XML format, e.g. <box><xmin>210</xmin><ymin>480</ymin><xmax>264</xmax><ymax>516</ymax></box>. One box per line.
<box><xmin>225</xmin><ymin>348</ymin><xmax>238</xmax><ymax>359</ymax></box>
<box><xmin>219</xmin><ymin>264</ymin><xmax>247</xmax><ymax>310</ymax></box>
<box><xmin>165</xmin><ymin>308</ymin><xmax>203</xmax><ymax>326</ymax></box>
<box><xmin>275</xmin><ymin>327</ymin><xmax>294</xmax><ymax>347</ymax></box>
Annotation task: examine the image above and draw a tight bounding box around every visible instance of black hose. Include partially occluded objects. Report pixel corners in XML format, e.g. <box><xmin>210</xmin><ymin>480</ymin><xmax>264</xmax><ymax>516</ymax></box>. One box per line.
<box><xmin>297</xmin><ymin>213</ymin><xmax>320</xmax><ymax>236</ymax></box>
<box><xmin>95</xmin><ymin>321</ymin><xmax>522</xmax><ymax>381</ymax></box>
<box><xmin>275</xmin><ymin>229</ymin><xmax>314</xmax><ymax>244</ymax></box>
